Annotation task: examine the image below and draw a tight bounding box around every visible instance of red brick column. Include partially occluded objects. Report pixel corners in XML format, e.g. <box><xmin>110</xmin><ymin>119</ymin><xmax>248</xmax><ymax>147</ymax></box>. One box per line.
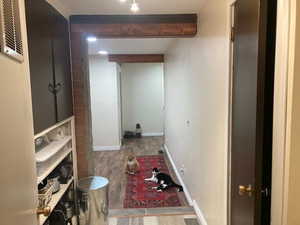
<box><xmin>70</xmin><ymin>33</ymin><xmax>92</xmax><ymax>178</ymax></box>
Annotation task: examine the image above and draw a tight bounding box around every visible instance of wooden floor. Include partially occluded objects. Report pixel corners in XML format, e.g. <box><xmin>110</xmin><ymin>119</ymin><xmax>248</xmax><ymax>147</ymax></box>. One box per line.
<box><xmin>109</xmin><ymin>207</ymin><xmax>195</xmax><ymax>218</ymax></box>
<box><xmin>108</xmin><ymin>215</ymin><xmax>199</xmax><ymax>225</ymax></box>
<box><xmin>92</xmin><ymin>137</ymin><xmax>189</xmax><ymax>209</ymax></box>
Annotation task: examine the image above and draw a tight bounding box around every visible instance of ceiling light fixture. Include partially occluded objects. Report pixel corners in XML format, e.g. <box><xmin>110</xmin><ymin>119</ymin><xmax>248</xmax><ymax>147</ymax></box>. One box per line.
<box><xmin>118</xmin><ymin>0</ymin><xmax>140</xmax><ymax>13</ymax></box>
<box><xmin>130</xmin><ymin>0</ymin><xmax>139</xmax><ymax>12</ymax></box>
<box><xmin>98</xmin><ymin>50</ymin><xmax>108</xmax><ymax>55</ymax></box>
<box><xmin>87</xmin><ymin>37</ymin><xmax>97</xmax><ymax>42</ymax></box>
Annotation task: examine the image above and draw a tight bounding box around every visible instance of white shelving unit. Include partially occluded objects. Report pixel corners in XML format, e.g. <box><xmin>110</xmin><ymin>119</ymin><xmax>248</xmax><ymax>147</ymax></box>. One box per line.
<box><xmin>38</xmin><ymin>178</ymin><xmax>74</xmax><ymax>225</ymax></box>
<box><xmin>34</xmin><ymin>117</ymin><xmax>78</xmax><ymax>225</ymax></box>
<box><xmin>34</xmin><ymin>117</ymin><xmax>73</xmax><ymax>140</ymax></box>
<box><xmin>37</xmin><ymin>147</ymin><xmax>73</xmax><ymax>184</ymax></box>
<box><xmin>36</xmin><ymin>136</ymin><xmax>72</xmax><ymax>163</ymax></box>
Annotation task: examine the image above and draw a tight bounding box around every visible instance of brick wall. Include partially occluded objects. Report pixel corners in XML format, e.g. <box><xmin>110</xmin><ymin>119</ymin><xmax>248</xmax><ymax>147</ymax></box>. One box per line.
<box><xmin>70</xmin><ymin>33</ymin><xmax>92</xmax><ymax>178</ymax></box>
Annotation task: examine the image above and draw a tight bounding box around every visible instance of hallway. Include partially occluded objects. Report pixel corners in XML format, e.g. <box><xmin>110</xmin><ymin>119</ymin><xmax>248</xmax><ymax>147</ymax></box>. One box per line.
<box><xmin>92</xmin><ymin>137</ymin><xmax>189</xmax><ymax>209</ymax></box>
<box><xmin>1</xmin><ymin>0</ymin><xmax>296</xmax><ymax>224</ymax></box>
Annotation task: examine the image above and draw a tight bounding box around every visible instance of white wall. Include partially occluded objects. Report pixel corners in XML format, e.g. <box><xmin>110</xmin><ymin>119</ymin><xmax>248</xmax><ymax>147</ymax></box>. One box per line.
<box><xmin>0</xmin><ymin>0</ymin><xmax>37</xmax><ymax>225</ymax></box>
<box><xmin>164</xmin><ymin>1</ymin><xmax>229</xmax><ymax>225</ymax></box>
<box><xmin>121</xmin><ymin>63</ymin><xmax>164</xmax><ymax>136</ymax></box>
<box><xmin>89</xmin><ymin>55</ymin><xmax>121</xmax><ymax>150</ymax></box>
<box><xmin>47</xmin><ymin>0</ymin><xmax>71</xmax><ymax>18</ymax></box>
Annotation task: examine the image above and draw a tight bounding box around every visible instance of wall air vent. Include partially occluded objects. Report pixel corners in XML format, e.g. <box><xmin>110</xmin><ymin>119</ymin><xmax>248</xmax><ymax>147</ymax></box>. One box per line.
<box><xmin>0</xmin><ymin>0</ymin><xmax>23</xmax><ymax>62</ymax></box>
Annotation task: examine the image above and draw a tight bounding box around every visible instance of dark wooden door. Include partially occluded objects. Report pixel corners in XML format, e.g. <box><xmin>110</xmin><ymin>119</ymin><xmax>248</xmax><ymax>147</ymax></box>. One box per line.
<box><xmin>52</xmin><ymin>10</ymin><xmax>73</xmax><ymax>122</ymax></box>
<box><xmin>230</xmin><ymin>0</ymin><xmax>276</xmax><ymax>224</ymax></box>
<box><xmin>25</xmin><ymin>0</ymin><xmax>56</xmax><ymax>134</ymax></box>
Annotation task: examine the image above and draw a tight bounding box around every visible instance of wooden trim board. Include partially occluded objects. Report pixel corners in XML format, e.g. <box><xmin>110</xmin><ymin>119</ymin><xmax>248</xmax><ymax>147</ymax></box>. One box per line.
<box><xmin>70</xmin><ymin>14</ymin><xmax>198</xmax><ymax>24</ymax></box>
<box><xmin>108</xmin><ymin>54</ymin><xmax>164</xmax><ymax>63</ymax></box>
<box><xmin>70</xmin><ymin>14</ymin><xmax>197</xmax><ymax>37</ymax></box>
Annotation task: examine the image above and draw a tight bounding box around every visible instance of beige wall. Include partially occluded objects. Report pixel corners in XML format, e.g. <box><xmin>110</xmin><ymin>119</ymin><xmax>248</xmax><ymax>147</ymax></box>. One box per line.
<box><xmin>285</xmin><ymin>1</ymin><xmax>300</xmax><ymax>224</ymax></box>
<box><xmin>164</xmin><ymin>1</ymin><xmax>229</xmax><ymax>225</ymax></box>
<box><xmin>121</xmin><ymin>63</ymin><xmax>164</xmax><ymax>136</ymax></box>
<box><xmin>0</xmin><ymin>0</ymin><xmax>37</xmax><ymax>225</ymax></box>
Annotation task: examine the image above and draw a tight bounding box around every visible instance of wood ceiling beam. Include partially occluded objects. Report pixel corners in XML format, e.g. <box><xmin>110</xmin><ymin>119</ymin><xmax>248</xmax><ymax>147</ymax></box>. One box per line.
<box><xmin>108</xmin><ymin>54</ymin><xmax>164</xmax><ymax>63</ymax></box>
<box><xmin>70</xmin><ymin>14</ymin><xmax>197</xmax><ymax>37</ymax></box>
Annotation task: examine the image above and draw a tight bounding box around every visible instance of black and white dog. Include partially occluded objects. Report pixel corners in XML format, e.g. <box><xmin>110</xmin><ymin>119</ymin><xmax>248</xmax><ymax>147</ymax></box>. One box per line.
<box><xmin>144</xmin><ymin>168</ymin><xmax>183</xmax><ymax>192</ymax></box>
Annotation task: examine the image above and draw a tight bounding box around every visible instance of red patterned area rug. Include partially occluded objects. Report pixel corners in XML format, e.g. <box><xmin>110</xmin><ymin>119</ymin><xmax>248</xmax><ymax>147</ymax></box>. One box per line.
<box><xmin>124</xmin><ymin>155</ymin><xmax>182</xmax><ymax>208</ymax></box>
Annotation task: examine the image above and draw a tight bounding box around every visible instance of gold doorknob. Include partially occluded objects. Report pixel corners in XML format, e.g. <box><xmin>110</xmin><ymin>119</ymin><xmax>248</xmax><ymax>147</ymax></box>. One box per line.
<box><xmin>238</xmin><ymin>184</ymin><xmax>254</xmax><ymax>196</ymax></box>
<box><xmin>37</xmin><ymin>206</ymin><xmax>51</xmax><ymax>216</ymax></box>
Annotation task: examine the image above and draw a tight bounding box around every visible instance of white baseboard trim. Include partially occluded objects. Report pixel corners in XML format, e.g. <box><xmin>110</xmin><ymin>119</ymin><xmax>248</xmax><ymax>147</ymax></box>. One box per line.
<box><xmin>164</xmin><ymin>144</ymin><xmax>193</xmax><ymax>206</ymax></box>
<box><xmin>164</xmin><ymin>144</ymin><xmax>208</xmax><ymax>225</ymax></box>
<box><xmin>142</xmin><ymin>132</ymin><xmax>164</xmax><ymax>137</ymax></box>
<box><xmin>93</xmin><ymin>145</ymin><xmax>121</xmax><ymax>151</ymax></box>
<box><xmin>193</xmin><ymin>200</ymin><xmax>208</xmax><ymax>225</ymax></box>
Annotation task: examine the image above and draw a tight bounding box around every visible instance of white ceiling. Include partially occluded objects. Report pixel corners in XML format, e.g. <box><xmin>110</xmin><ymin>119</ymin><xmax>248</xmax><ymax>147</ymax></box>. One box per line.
<box><xmin>88</xmin><ymin>38</ymin><xmax>175</xmax><ymax>55</ymax></box>
<box><xmin>60</xmin><ymin>0</ymin><xmax>202</xmax><ymax>15</ymax></box>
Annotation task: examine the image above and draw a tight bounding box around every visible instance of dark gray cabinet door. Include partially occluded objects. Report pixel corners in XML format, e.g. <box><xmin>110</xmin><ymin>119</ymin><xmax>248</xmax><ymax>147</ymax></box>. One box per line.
<box><xmin>26</xmin><ymin>0</ymin><xmax>73</xmax><ymax>134</ymax></box>
<box><xmin>52</xmin><ymin>10</ymin><xmax>73</xmax><ymax>122</ymax></box>
<box><xmin>25</xmin><ymin>0</ymin><xmax>56</xmax><ymax>134</ymax></box>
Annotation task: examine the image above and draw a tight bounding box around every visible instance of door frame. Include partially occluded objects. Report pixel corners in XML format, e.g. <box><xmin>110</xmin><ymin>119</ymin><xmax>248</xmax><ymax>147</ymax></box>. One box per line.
<box><xmin>226</xmin><ymin>1</ymin><xmax>236</xmax><ymax>225</ymax></box>
<box><xmin>226</xmin><ymin>0</ymin><xmax>297</xmax><ymax>225</ymax></box>
<box><xmin>271</xmin><ymin>0</ymin><xmax>297</xmax><ymax>224</ymax></box>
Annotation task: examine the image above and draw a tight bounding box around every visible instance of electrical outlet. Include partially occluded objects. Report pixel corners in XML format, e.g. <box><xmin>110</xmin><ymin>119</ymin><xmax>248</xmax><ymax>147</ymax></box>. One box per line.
<box><xmin>180</xmin><ymin>165</ymin><xmax>185</xmax><ymax>175</ymax></box>
<box><xmin>186</xmin><ymin>120</ymin><xmax>191</xmax><ymax>127</ymax></box>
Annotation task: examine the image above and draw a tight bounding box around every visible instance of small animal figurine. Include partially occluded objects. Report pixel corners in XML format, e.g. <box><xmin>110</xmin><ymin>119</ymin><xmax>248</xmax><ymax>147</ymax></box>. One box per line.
<box><xmin>135</xmin><ymin>123</ymin><xmax>142</xmax><ymax>138</ymax></box>
<box><xmin>125</xmin><ymin>154</ymin><xmax>140</xmax><ymax>175</ymax></box>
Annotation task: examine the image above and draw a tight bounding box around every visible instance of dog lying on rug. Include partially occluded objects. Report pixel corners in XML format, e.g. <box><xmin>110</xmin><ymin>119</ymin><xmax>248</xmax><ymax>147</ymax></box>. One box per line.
<box><xmin>145</xmin><ymin>168</ymin><xmax>183</xmax><ymax>192</ymax></box>
<box><xmin>125</xmin><ymin>154</ymin><xmax>140</xmax><ymax>175</ymax></box>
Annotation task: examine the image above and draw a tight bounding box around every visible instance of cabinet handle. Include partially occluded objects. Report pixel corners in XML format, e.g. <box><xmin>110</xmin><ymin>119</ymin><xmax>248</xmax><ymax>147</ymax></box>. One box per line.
<box><xmin>54</xmin><ymin>83</ymin><xmax>62</xmax><ymax>93</ymax></box>
<box><xmin>48</xmin><ymin>83</ymin><xmax>55</xmax><ymax>94</ymax></box>
<box><xmin>48</xmin><ymin>83</ymin><xmax>62</xmax><ymax>94</ymax></box>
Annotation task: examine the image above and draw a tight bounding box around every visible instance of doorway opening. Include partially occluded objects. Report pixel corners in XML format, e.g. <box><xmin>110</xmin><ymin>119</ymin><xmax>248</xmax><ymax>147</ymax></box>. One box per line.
<box><xmin>85</xmin><ymin>38</ymin><xmax>190</xmax><ymax>211</ymax></box>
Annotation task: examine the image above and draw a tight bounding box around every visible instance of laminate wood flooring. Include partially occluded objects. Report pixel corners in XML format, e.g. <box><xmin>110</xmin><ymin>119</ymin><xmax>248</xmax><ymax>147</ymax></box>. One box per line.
<box><xmin>109</xmin><ymin>207</ymin><xmax>195</xmax><ymax>218</ymax></box>
<box><xmin>108</xmin><ymin>215</ymin><xmax>200</xmax><ymax>225</ymax></box>
<box><xmin>92</xmin><ymin>137</ymin><xmax>189</xmax><ymax>209</ymax></box>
